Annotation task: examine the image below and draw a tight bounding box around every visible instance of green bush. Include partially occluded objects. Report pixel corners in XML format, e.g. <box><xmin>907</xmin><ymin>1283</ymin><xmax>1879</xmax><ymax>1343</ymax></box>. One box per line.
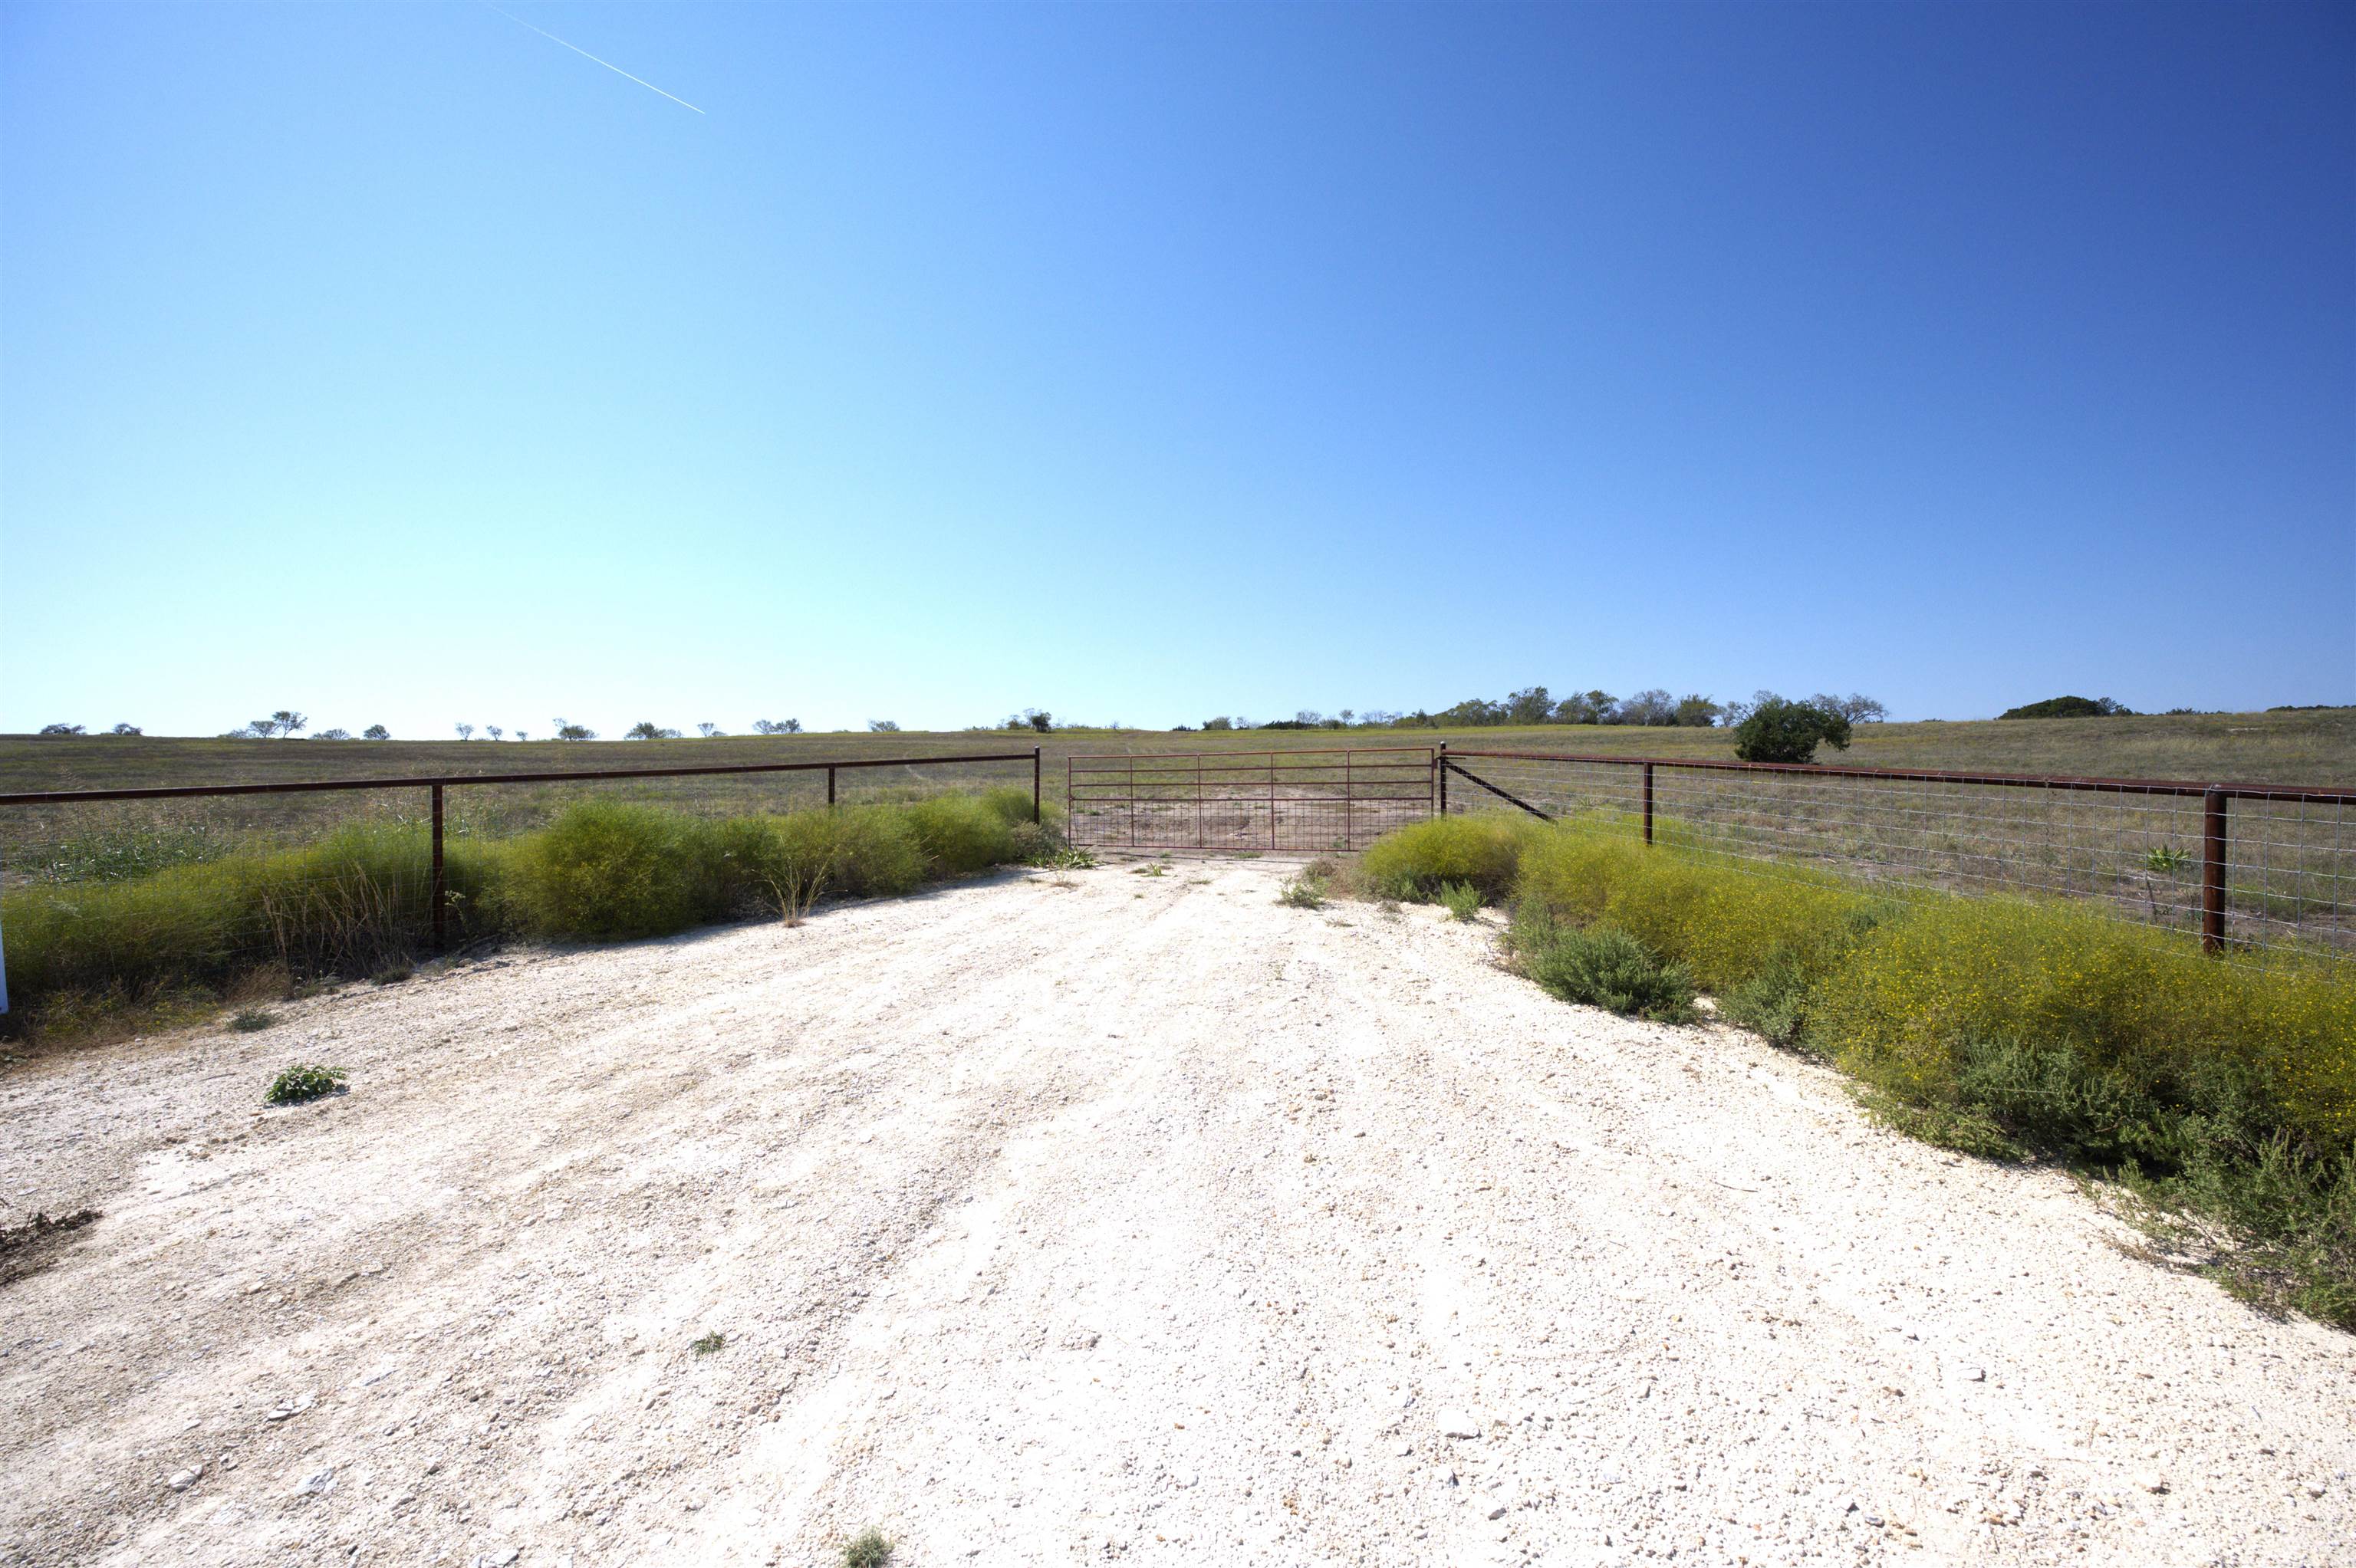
<box><xmin>265</xmin><ymin>1063</ymin><xmax>347</xmax><ymax>1105</ymax></box>
<box><xmin>1438</xmin><ymin>881</ymin><xmax>1482</xmax><ymax>922</ymax></box>
<box><xmin>505</xmin><ymin>803</ymin><xmax>724</xmax><ymax>941</ymax></box>
<box><xmin>0</xmin><ymin>823</ymin><xmax>495</xmax><ymax>1005</ymax></box>
<box><xmin>1448</xmin><ymin>813</ymin><xmax>2356</xmax><ymax>1323</ymax></box>
<box><xmin>1357</xmin><ymin>814</ymin><xmax>1543</xmax><ymax>902</ymax></box>
<box><xmin>1514</xmin><ymin>916</ymin><xmax>1697</xmax><ymax>1023</ymax></box>
<box><xmin>2</xmin><ymin>793</ymin><xmax>1045</xmax><ymax>1033</ymax></box>
<box><xmin>1731</xmin><ymin>699</ymin><xmax>1852</xmax><ymax>764</ymax></box>
<box><xmin>905</xmin><ymin>794</ymin><xmax>1020</xmax><ymax>876</ymax></box>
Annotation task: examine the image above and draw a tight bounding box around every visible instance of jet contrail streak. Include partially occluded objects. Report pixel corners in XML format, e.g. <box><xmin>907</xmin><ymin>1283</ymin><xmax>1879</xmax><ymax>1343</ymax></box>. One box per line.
<box><xmin>488</xmin><ymin>5</ymin><xmax>705</xmax><ymax>113</ymax></box>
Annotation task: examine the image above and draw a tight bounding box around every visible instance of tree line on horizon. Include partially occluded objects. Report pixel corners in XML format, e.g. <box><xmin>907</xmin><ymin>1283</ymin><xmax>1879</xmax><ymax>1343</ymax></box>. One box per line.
<box><xmin>1186</xmin><ymin>688</ymin><xmax>1887</xmax><ymax>732</ymax></box>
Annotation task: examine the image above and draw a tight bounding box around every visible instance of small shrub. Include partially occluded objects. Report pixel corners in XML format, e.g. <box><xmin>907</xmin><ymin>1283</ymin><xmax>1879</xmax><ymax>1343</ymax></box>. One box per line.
<box><xmin>1731</xmin><ymin>699</ymin><xmax>1852</xmax><ymax>764</ymax></box>
<box><xmin>1437</xmin><ymin>882</ymin><xmax>1482</xmax><ymax>922</ymax></box>
<box><xmin>264</xmin><ymin>1063</ymin><xmax>347</xmax><ymax>1106</ymax></box>
<box><xmin>904</xmin><ymin>794</ymin><xmax>1019</xmax><ymax>876</ymax></box>
<box><xmin>229</xmin><ymin>1008</ymin><xmax>277</xmax><ymax>1033</ymax></box>
<box><xmin>690</xmin><ymin>1331</ymin><xmax>726</xmax><ymax>1356</ymax></box>
<box><xmin>507</xmin><ymin>802</ymin><xmax>721</xmax><ymax>941</ymax></box>
<box><xmin>1278</xmin><ymin>871</ymin><xmax>1329</xmax><ymax>909</ymax></box>
<box><xmin>1357</xmin><ymin>814</ymin><xmax>1543</xmax><ymax>902</ymax></box>
<box><xmin>841</xmin><ymin>1529</ymin><xmax>893</xmax><ymax>1568</ymax></box>
<box><xmin>1515</xmin><ymin>919</ymin><xmax>1697</xmax><ymax>1024</ymax></box>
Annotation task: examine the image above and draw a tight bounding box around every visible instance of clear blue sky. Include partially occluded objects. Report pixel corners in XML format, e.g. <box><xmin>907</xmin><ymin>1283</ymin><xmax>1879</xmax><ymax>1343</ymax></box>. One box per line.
<box><xmin>5</xmin><ymin>2</ymin><xmax>2350</xmax><ymax>737</ymax></box>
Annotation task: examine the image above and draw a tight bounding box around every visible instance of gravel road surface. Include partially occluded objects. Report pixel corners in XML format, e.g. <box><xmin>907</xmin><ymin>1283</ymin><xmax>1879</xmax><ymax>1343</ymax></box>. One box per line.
<box><xmin>2</xmin><ymin>859</ymin><xmax>2349</xmax><ymax>1566</ymax></box>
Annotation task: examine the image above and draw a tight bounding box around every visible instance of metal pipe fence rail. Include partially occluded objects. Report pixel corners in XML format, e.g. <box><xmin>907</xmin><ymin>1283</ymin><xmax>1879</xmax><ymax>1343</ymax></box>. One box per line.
<box><xmin>0</xmin><ymin>749</ymin><xmax>1042</xmax><ymax>954</ymax></box>
<box><xmin>1436</xmin><ymin>745</ymin><xmax>2356</xmax><ymax>959</ymax></box>
<box><xmin>1066</xmin><ymin>748</ymin><xmax>1435</xmax><ymax>853</ymax></box>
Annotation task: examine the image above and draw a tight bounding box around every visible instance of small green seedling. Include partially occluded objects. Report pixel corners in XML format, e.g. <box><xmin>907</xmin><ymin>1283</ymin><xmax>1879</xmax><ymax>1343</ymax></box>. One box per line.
<box><xmin>690</xmin><ymin>1331</ymin><xmax>726</xmax><ymax>1356</ymax></box>
<box><xmin>2144</xmin><ymin>845</ymin><xmax>2193</xmax><ymax>874</ymax></box>
<box><xmin>264</xmin><ymin>1063</ymin><xmax>347</xmax><ymax>1106</ymax></box>
<box><xmin>1278</xmin><ymin>873</ymin><xmax>1328</xmax><ymax>909</ymax></box>
<box><xmin>229</xmin><ymin>1008</ymin><xmax>278</xmax><ymax>1033</ymax></box>
<box><xmin>841</xmin><ymin>1527</ymin><xmax>893</xmax><ymax>1568</ymax></box>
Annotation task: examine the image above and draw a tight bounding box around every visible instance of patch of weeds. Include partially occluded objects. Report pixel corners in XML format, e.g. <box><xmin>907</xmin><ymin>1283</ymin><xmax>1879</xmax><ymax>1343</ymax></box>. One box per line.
<box><xmin>1375</xmin><ymin>897</ymin><xmax>1402</xmax><ymax>917</ymax></box>
<box><xmin>690</xmin><ymin>1331</ymin><xmax>726</xmax><ymax>1356</ymax></box>
<box><xmin>264</xmin><ymin>1063</ymin><xmax>347</xmax><ymax>1106</ymax></box>
<box><xmin>1235</xmin><ymin>851</ymin><xmax>1262</xmax><ymax>860</ymax></box>
<box><xmin>1278</xmin><ymin>871</ymin><xmax>1329</xmax><ymax>909</ymax></box>
<box><xmin>1515</xmin><ymin>920</ymin><xmax>1697</xmax><ymax>1024</ymax></box>
<box><xmin>370</xmin><ymin>963</ymin><xmax>413</xmax><ymax>986</ymax></box>
<box><xmin>1130</xmin><ymin>864</ymin><xmax>1167</xmax><ymax>878</ymax></box>
<box><xmin>841</xmin><ymin>1527</ymin><xmax>893</xmax><ymax>1568</ymax></box>
<box><xmin>1437</xmin><ymin>881</ymin><xmax>1482</xmax><ymax>922</ymax></box>
<box><xmin>229</xmin><ymin>1008</ymin><xmax>278</xmax><ymax>1033</ymax></box>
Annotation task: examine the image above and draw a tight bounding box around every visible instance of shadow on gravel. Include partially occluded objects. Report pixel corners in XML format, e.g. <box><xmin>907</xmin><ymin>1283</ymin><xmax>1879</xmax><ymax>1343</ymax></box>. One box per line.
<box><xmin>0</xmin><ymin>1209</ymin><xmax>100</xmax><ymax>1288</ymax></box>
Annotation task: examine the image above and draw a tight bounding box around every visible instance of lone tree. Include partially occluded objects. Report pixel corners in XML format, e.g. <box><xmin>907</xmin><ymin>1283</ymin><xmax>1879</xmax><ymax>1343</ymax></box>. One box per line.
<box><xmin>696</xmin><ymin>722</ymin><xmax>724</xmax><ymax>738</ymax></box>
<box><xmin>485</xmin><ymin>725</ymin><xmax>504</xmax><ymax>741</ymax></box>
<box><xmin>867</xmin><ymin>719</ymin><xmax>900</xmax><ymax>732</ymax></box>
<box><xmin>623</xmin><ymin>721</ymin><xmax>681</xmax><ymax>740</ymax></box>
<box><xmin>553</xmin><ymin>718</ymin><xmax>597</xmax><ymax>741</ymax></box>
<box><xmin>247</xmin><ymin>710</ymin><xmax>308</xmax><ymax>739</ymax></box>
<box><xmin>110</xmin><ymin>722</ymin><xmax>142</xmax><ymax>735</ymax></box>
<box><xmin>455</xmin><ymin>722</ymin><xmax>475</xmax><ymax>741</ymax></box>
<box><xmin>1732</xmin><ymin>697</ymin><xmax>1852</xmax><ymax>764</ymax></box>
<box><xmin>363</xmin><ymin>724</ymin><xmax>390</xmax><ymax>740</ymax></box>
<box><xmin>751</xmin><ymin>718</ymin><xmax>801</xmax><ymax>735</ymax></box>
<box><xmin>38</xmin><ymin>722</ymin><xmax>85</xmax><ymax>735</ymax></box>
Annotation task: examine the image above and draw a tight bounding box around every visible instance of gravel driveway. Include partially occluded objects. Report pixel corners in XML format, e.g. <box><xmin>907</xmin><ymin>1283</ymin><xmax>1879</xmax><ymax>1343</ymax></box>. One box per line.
<box><xmin>2</xmin><ymin>858</ymin><xmax>2349</xmax><ymax>1566</ymax></box>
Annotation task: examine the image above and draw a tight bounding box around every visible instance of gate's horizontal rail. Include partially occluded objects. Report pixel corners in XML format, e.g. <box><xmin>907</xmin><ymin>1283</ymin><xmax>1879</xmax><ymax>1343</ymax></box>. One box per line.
<box><xmin>0</xmin><ymin>751</ymin><xmax>1044</xmax><ymax>807</ymax></box>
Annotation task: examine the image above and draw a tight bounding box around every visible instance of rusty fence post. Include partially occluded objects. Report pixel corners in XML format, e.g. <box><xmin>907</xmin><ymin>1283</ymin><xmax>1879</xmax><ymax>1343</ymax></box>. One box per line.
<box><xmin>1437</xmin><ymin>741</ymin><xmax>1449</xmax><ymax>817</ymax></box>
<box><xmin>1032</xmin><ymin>746</ymin><xmax>1042</xmax><ymax>823</ymax></box>
<box><xmin>1642</xmin><ymin>763</ymin><xmax>1655</xmax><ymax>846</ymax></box>
<box><xmin>430</xmin><ymin>784</ymin><xmax>446</xmax><ymax>952</ymax></box>
<box><xmin>826</xmin><ymin>765</ymin><xmax>836</xmax><ymax>809</ymax></box>
<box><xmin>2202</xmin><ymin>787</ymin><xmax>2227</xmax><ymax>953</ymax></box>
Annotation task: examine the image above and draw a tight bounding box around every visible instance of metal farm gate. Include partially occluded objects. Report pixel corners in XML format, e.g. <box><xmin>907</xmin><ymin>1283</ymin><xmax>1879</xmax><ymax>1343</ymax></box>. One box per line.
<box><xmin>1065</xmin><ymin>748</ymin><xmax>1434</xmax><ymax>853</ymax></box>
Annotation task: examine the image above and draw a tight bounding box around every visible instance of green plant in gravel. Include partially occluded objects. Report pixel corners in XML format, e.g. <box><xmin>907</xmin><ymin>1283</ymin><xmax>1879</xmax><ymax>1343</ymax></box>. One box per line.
<box><xmin>840</xmin><ymin>1528</ymin><xmax>893</xmax><ymax>1568</ymax></box>
<box><xmin>690</xmin><ymin>1331</ymin><xmax>726</xmax><ymax>1356</ymax></box>
<box><xmin>264</xmin><ymin>1063</ymin><xmax>347</xmax><ymax>1105</ymax></box>
<box><xmin>229</xmin><ymin>1008</ymin><xmax>276</xmax><ymax>1033</ymax></box>
<box><xmin>1437</xmin><ymin>881</ymin><xmax>1482</xmax><ymax>922</ymax></box>
<box><xmin>1513</xmin><ymin>916</ymin><xmax>1698</xmax><ymax>1023</ymax></box>
<box><xmin>1278</xmin><ymin>870</ymin><xmax>1330</xmax><ymax>909</ymax></box>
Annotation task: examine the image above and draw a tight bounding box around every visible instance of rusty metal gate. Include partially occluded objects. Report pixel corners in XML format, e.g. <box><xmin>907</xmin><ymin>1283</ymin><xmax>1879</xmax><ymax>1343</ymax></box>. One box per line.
<box><xmin>1065</xmin><ymin>748</ymin><xmax>1434</xmax><ymax>853</ymax></box>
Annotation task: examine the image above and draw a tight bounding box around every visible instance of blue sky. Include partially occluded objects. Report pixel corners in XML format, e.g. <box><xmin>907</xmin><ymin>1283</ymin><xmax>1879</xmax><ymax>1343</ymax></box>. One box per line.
<box><xmin>4</xmin><ymin>2</ymin><xmax>2350</xmax><ymax>737</ymax></box>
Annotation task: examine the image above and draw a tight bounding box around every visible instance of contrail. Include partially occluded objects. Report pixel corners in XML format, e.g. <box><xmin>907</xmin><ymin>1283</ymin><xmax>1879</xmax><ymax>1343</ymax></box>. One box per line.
<box><xmin>487</xmin><ymin>5</ymin><xmax>705</xmax><ymax>113</ymax></box>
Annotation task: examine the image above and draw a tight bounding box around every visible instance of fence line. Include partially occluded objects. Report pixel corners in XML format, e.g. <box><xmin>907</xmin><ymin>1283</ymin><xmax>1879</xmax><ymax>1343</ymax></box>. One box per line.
<box><xmin>0</xmin><ymin>748</ymin><xmax>1041</xmax><ymax>958</ymax></box>
<box><xmin>1437</xmin><ymin>745</ymin><xmax>2356</xmax><ymax>959</ymax></box>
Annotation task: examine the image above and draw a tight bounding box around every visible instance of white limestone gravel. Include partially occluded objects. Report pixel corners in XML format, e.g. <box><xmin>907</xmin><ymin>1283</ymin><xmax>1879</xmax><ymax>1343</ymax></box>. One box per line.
<box><xmin>1</xmin><ymin>857</ymin><xmax>2351</xmax><ymax>1566</ymax></box>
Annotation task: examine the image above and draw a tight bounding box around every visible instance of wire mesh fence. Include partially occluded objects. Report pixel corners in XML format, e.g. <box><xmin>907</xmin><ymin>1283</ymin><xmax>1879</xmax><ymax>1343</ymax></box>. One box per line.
<box><xmin>1440</xmin><ymin>748</ymin><xmax>2356</xmax><ymax>960</ymax></box>
<box><xmin>1066</xmin><ymin>748</ymin><xmax>1434</xmax><ymax>853</ymax></box>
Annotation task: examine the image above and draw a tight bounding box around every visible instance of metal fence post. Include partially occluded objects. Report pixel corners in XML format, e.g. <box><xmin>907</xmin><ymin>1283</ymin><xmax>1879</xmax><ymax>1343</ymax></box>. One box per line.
<box><xmin>430</xmin><ymin>784</ymin><xmax>446</xmax><ymax>952</ymax></box>
<box><xmin>827</xmin><ymin>765</ymin><xmax>836</xmax><ymax>809</ymax></box>
<box><xmin>1032</xmin><ymin>746</ymin><xmax>1042</xmax><ymax>823</ymax></box>
<box><xmin>1437</xmin><ymin>741</ymin><xmax>1449</xmax><ymax>817</ymax></box>
<box><xmin>2202</xmin><ymin>787</ymin><xmax>2227</xmax><ymax>953</ymax></box>
<box><xmin>1642</xmin><ymin>763</ymin><xmax>1655</xmax><ymax>846</ymax></box>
